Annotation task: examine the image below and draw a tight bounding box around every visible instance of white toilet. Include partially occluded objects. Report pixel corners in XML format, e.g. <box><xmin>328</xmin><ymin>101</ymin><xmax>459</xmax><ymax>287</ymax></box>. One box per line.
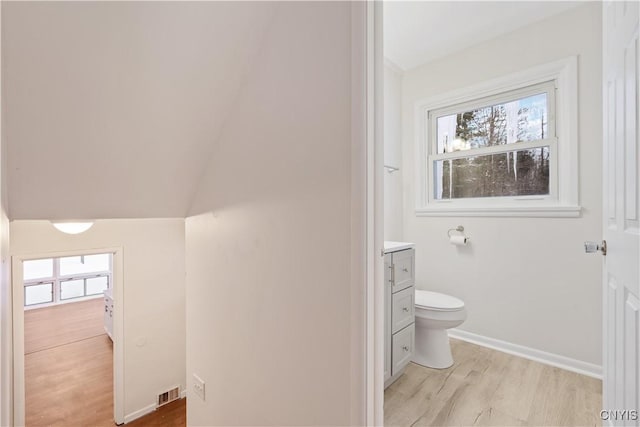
<box><xmin>413</xmin><ymin>290</ymin><xmax>466</xmax><ymax>369</ymax></box>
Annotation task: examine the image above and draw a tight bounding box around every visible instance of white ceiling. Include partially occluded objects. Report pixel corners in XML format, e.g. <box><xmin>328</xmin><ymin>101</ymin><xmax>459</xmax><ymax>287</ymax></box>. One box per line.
<box><xmin>3</xmin><ymin>2</ymin><xmax>275</xmax><ymax>220</ymax></box>
<box><xmin>384</xmin><ymin>1</ymin><xmax>582</xmax><ymax>71</ymax></box>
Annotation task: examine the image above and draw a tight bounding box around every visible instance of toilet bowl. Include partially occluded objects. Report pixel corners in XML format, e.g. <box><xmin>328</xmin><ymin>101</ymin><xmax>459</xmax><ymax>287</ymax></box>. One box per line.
<box><xmin>413</xmin><ymin>290</ymin><xmax>466</xmax><ymax>369</ymax></box>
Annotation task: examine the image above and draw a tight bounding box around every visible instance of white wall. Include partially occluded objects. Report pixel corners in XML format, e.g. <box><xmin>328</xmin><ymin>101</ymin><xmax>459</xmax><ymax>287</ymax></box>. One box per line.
<box><xmin>402</xmin><ymin>4</ymin><xmax>603</xmax><ymax>365</ymax></box>
<box><xmin>9</xmin><ymin>219</ymin><xmax>186</xmax><ymax>420</ymax></box>
<box><xmin>186</xmin><ymin>2</ymin><xmax>357</xmax><ymax>425</ymax></box>
<box><xmin>2</xmin><ymin>2</ymin><xmax>276</xmax><ymax>221</ymax></box>
<box><xmin>384</xmin><ymin>63</ymin><xmax>403</xmax><ymax>241</ymax></box>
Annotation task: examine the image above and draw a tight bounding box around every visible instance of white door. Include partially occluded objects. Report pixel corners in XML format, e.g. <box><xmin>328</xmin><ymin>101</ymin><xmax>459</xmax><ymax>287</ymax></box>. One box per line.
<box><xmin>602</xmin><ymin>1</ymin><xmax>639</xmax><ymax>425</ymax></box>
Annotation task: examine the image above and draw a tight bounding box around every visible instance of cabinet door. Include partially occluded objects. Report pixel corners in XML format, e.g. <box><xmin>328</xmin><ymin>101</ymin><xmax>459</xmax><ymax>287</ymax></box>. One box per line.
<box><xmin>384</xmin><ymin>254</ymin><xmax>392</xmax><ymax>382</ymax></box>
<box><xmin>391</xmin><ymin>249</ymin><xmax>415</xmax><ymax>293</ymax></box>
<box><xmin>392</xmin><ymin>324</ymin><xmax>414</xmax><ymax>375</ymax></box>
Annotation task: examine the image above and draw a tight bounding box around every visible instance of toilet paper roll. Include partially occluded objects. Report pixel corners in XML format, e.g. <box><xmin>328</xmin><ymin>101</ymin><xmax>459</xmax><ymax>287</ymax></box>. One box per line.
<box><xmin>449</xmin><ymin>235</ymin><xmax>469</xmax><ymax>246</ymax></box>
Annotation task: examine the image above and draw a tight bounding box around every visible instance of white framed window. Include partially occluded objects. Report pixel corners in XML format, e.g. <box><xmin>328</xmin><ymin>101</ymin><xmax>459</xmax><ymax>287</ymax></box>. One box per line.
<box><xmin>415</xmin><ymin>57</ymin><xmax>580</xmax><ymax>217</ymax></box>
<box><xmin>23</xmin><ymin>253</ymin><xmax>112</xmax><ymax>308</ymax></box>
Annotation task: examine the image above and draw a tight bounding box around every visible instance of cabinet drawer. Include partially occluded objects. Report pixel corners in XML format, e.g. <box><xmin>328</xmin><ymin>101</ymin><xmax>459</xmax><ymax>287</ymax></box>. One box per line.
<box><xmin>392</xmin><ymin>286</ymin><xmax>414</xmax><ymax>334</ymax></box>
<box><xmin>392</xmin><ymin>249</ymin><xmax>414</xmax><ymax>293</ymax></box>
<box><xmin>392</xmin><ymin>323</ymin><xmax>414</xmax><ymax>375</ymax></box>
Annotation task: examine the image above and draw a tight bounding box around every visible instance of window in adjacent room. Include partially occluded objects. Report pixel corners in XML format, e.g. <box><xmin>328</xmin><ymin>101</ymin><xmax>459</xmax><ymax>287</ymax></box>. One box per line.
<box><xmin>23</xmin><ymin>253</ymin><xmax>112</xmax><ymax>308</ymax></box>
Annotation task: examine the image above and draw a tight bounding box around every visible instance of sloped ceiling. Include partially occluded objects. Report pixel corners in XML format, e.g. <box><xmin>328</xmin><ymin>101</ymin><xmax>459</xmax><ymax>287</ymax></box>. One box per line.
<box><xmin>3</xmin><ymin>1</ymin><xmax>275</xmax><ymax>220</ymax></box>
<box><xmin>384</xmin><ymin>1</ymin><xmax>581</xmax><ymax>71</ymax></box>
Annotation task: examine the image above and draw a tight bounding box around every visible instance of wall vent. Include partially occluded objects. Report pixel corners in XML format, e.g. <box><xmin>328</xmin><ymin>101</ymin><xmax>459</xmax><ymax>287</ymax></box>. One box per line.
<box><xmin>157</xmin><ymin>386</ymin><xmax>180</xmax><ymax>407</ymax></box>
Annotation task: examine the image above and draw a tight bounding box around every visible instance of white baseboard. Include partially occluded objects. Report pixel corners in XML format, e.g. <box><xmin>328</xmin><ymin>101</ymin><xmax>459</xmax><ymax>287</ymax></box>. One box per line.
<box><xmin>124</xmin><ymin>392</ymin><xmax>187</xmax><ymax>424</ymax></box>
<box><xmin>124</xmin><ymin>403</ymin><xmax>156</xmax><ymax>424</ymax></box>
<box><xmin>449</xmin><ymin>328</ymin><xmax>602</xmax><ymax>379</ymax></box>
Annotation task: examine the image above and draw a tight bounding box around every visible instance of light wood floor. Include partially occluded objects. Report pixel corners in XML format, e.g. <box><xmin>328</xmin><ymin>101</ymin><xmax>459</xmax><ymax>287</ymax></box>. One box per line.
<box><xmin>384</xmin><ymin>339</ymin><xmax>602</xmax><ymax>427</ymax></box>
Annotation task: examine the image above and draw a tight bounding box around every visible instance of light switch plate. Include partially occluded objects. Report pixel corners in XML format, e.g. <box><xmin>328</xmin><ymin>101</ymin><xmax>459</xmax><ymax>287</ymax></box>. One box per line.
<box><xmin>193</xmin><ymin>374</ymin><xmax>205</xmax><ymax>401</ymax></box>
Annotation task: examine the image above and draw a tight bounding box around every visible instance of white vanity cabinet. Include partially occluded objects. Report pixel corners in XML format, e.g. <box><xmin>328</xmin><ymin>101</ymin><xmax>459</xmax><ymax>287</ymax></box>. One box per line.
<box><xmin>103</xmin><ymin>289</ymin><xmax>114</xmax><ymax>341</ymax></box>
<box><xmin>384</xmin><ymin>243</ymin><xmax>415</xmax><ymax>388</ymax></box>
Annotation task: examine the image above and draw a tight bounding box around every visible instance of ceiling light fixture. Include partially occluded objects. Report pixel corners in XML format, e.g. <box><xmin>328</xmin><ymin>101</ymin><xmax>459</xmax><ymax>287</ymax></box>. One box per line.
<box><xmin>51</xmin><ymin>221</ymin><xmax>94</xmax><ymax>235</ymax></box>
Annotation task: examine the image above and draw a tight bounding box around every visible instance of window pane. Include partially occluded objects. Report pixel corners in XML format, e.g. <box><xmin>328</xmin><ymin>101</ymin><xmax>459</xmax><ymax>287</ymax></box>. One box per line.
<box><xmin>25</xmin><ymin>283</ymin><xmax>53</xmax><ymax>306</ymax></box>
<box><xmin>59</xmin><ymin>253</ymin><xmax>110</xmax><ymax>276</ymax></box>
<box><xmin>23</xmin><ymin>259</ymin><xmax>54</xmax><ymax>281</ymax></box>
<box><xmin>434</xmin><ymin>147</ymin><xmax>550</xmax><ymax>199</ymax></box>
<box><xmin>60</xmin><ymin>279</ymin><xmax>84</xmax><ymax>300</ymax></box>
<box><xmin>86</xmin><ymin>276</ymin><xmax>108</xmax><ymax>296</ymax></box>
<box><xmin>436</xmin><ymin>93</ymin><xmax>548</xmax><ymax>154</ymax></box>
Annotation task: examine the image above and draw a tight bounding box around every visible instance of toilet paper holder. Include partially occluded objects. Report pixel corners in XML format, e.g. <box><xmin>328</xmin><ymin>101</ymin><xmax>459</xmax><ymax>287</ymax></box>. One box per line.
<box><xmin>447</xmin><ymin>225</ymin><xmax>466</xmax><ymax>238</ymax></box>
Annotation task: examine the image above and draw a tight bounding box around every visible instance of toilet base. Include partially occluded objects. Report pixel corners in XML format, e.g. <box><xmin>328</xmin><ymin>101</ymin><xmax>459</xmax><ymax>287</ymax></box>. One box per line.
<box><xmin>412</xmin><ymin>327</ymin><xmax>453</xmax><ymax>369</ymax></box>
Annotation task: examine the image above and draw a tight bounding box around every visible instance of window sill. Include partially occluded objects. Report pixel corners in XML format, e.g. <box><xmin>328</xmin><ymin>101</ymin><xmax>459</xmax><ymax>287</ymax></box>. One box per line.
<box><xmin>415</xmin><ymin>205</ymin><xmax>582</xmax><ymax>218</ymax></box>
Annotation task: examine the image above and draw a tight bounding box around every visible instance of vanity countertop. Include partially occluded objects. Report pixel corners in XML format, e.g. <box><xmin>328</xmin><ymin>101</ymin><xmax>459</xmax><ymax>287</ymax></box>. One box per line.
<box><xmin>383</xmin><ymin>241</ymin><xmax>415</xmax><ymax>254</ymax></box>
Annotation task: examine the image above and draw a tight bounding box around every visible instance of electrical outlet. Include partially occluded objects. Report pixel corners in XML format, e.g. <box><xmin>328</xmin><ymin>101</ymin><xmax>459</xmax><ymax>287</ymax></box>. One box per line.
<box><xmin>193</xmin><ymin>374</ymin><xmax>205</xmax><ymax>401</ymax></box>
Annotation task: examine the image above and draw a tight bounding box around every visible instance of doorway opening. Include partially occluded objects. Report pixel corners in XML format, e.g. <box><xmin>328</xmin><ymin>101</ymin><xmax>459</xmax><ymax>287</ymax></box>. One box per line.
<box><xmin>375</xmin><ymin>2</ymin><xmax>613</xmax><ymax>426</ymax></box>
<box><xmin>12</xmin><ymin>247</ymin><xmax>124</xmax><ymax>425</ymax></box>
<box><xmin>23</xmin><ymin>253</ymin><xmax>113</xmax><ymax>425</ymax></box>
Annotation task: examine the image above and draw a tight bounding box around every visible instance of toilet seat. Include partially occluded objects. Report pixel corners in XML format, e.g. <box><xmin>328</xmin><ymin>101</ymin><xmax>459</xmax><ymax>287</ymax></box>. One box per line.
<box><xmin>415</xmin><ymin>290</ymin><xmax>464</xmax><ymax>312</ymax></box>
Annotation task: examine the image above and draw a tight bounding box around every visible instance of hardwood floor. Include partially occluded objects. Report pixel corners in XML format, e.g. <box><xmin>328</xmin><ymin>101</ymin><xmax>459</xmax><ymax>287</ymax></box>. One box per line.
<box><xmin>384</xmin><ymin>339</ymin><xmax>602</xmax><ymax>427</ymax></box>
<box><xmin>25</xmin><ymin>298</ymin><xmax>113</xmax><ymax>427</ymax></box>
<box><xmin>26</xmin><ymin>334</ymin><xmax>114</xmax><ymax>426</ymax></box>
<box><xmin>25</xmin><ymin>298</ymin><xmax>105</xmax><ymax>354</ymax></box>
<box><xmin>24</xmin><ymin>298</ymin><xmax>187</xmax><ymax>427</ymax></box>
